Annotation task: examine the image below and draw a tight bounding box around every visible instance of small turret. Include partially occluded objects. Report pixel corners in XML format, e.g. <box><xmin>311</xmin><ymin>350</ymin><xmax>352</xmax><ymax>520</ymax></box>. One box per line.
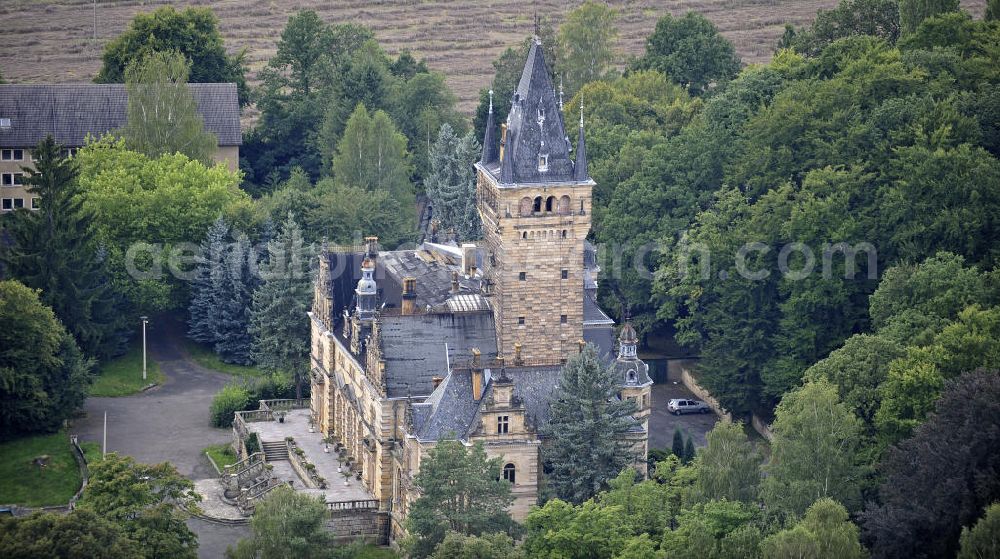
<box><xmin>618</xmin><ymin>320</ymin><xmax>637</xmax><ymax>361</ymax></box>
<box><xmin>481</xmin><ymin>89</ymin><xmax>499</xmax><ymax>164</ymax></box>
<box><xmin>573</xmin><ymin>98</ymin><xmax>589</xmax><ymax>182</ymax></box>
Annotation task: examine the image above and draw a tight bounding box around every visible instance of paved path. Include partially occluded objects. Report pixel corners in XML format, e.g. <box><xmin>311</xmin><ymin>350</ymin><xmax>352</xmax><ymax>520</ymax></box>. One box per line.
<box><xmin>73</xmin><ymin>317</ymin><xmax>250</xmax><ymax>557</ymax></box>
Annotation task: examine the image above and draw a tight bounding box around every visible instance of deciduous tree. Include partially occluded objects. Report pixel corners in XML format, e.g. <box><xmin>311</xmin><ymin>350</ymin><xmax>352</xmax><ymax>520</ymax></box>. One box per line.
<box><xmin>0</xmin><ymin>509</ymin><xmax>141</xmax><ymax>558</ymax></box>
<box><xmin>226</xmin><ymin>486</ymin><xmax>330</xmax><ymax>559</ymax></box>
<box><xmin>406</xmin><ymin>441</ymin><xmax>515</xmax><ymax>558</ymax></box>
<box><xmin>863</xmin><ymin>370</ymin><xmax>1000</xmax><ymax>559</ymax></box>
<box><xmin>95</xmin><ymin>6</ymin><xmax>247</xmax><ymax>104</ymax></box>
<box><xmin>762</xmin><ymin>379</ymin><xmax>866</xmax><ymax>517</ymax></box>
<box><xmin>763</xmin><ymin>498</ymin><xmax>865</xmax><ymax>559</ymax></box>
<box><xmin>121</xmin><ymin>51</ymin><xmax>218</xmax><ymax>164</ymax></box>
<box><xmin>958</xmin><ymin>502</ymin><xmax>1000</xmax><ymax>559</ymax></box>
<box><xmin>900</xmin><ymin>0</ymin><xmax>960</xmax><ymax>34</ymax></box>
<box><xmin>632</xmin><ymin>12</ymin><xmax>741</xmax><ymax>95</ymax></box>
<box><xmin>698</xmin><ymin>420</ymin><xmax>763</xmax><ymax>503</ymax></box>
<box><xmin>0</xmin><ymin>280</ymin><xmax>93</xmax><ymax>437</ymax></box>
<box><xmin>558</xmin><ymin>1</ymin><xmax>619</xmax><ymax>96</ymax></box>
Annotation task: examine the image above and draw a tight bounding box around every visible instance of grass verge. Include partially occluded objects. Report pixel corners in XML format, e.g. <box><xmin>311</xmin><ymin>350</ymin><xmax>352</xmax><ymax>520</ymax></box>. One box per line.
<box><xmin>183</xmin><ymin>339</ymin><xmax>264</xmax><ymax>379</ymax></box>
<box><xmin>0</xmin><ymin>431</ymin><xmax>82</xmax><ymax>507</ymax></box>
<box><xmin>89</xmin><ymin>343</ymin><xmax>164</xmax><ymax>397</ymax></box>
<box><xmin>80</xmin><ymin>441</ymin><xmax>103</xmax><ymax>466</ymax></box>
<box><xmin>204</xmin><ymin>443</ymin><xmax>238</xmax><ymax>472</ymax></box>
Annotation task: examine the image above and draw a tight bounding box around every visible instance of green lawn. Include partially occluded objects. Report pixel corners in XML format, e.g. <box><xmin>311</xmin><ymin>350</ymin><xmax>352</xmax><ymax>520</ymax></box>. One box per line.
<box><xmin>0</xmin><ymin>431</ymin><xmax>83</xmax><ymax>507</ymax></box>
<box><xmin>80</xmin><ymin>441</ymin><xmax>103</xmax><ymax>466</ymax></box>
<box><xmin>183</xmin><ymin>339</ymin><xmax>264</xmax><ymax>378</ymax></box>
<box><xmin>204</xmin><ymin>443</ymin><xmax>238</xmax><ymax>472</ymax></box>
<box><xmin>89</xmin><ymin>344</ymin><xmax>164</xmax><ymax>397</ymax></box>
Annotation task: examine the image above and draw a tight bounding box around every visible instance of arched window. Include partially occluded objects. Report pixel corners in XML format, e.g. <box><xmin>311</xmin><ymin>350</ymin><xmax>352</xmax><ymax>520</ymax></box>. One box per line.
<box><xmin>522</xmin><ymin>231</ymin><xmax>528</xmax><ymax>240</ymax></box>
<box><xmin>503</xmin><ymin>463</ymin><xmax>516</xmax><ymax>484</ymax></box>
<box><xmin>533</xmin><ymin>196</ymin><xmax>542</xmax><ymax>213</ymax></box>
<box><xmin>545</xmin><ymin>196</ymin><xmax>555</xmax><ymax>212</ymax></box>
<box><xmin>559</xmin><ymin>195</ymin><xmax>571</xmax><ymax>215</ymax></box>
<box><xmin>627</xmin><ymin>371</ymin><xmax>637</xmax><ymax>385</ymax></box>
<box><xmin>561</xmin><ymin>229</ymin><xmax>568</xmax><ymax>238</ymax></box>
<box><xmin>519</xmin><ymin>197</ymin><xmax>532</xmax><ymax>216</ymax></box>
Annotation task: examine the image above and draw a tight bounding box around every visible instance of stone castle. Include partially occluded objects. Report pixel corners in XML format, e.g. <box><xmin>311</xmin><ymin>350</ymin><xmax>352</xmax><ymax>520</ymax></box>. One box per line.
<box><xmin>307</xmin><ymin>39</ymin><xmax>652</xmax><ymax>540</ymax></box>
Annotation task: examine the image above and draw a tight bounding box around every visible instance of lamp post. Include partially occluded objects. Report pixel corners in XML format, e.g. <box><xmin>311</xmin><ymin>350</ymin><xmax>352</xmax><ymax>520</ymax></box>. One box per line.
<box><xmin>140</xmin><ymin>316</ymin><xmax>148</xmax><ymax>381</ymax></box>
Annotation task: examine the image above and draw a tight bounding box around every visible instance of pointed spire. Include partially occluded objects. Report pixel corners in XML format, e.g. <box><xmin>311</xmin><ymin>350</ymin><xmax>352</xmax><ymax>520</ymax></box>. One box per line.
<box><xmin>573</xmin><ymin>96</ymin><xmax>588</xmax><ymax>182</ymax></box>
<box><xmin>481</xmin><ymin>88</ymin><xmax>499</xmax><ymax>164</ymax></box>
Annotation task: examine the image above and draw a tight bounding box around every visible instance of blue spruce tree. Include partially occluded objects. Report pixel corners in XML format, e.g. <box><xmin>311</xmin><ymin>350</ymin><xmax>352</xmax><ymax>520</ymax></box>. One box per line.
<box><xmin>214</xmin><ymin>232</ymin><xmax>256</xmax><ymax>365</ymax></box>
<box><xmin>425</xmin><ymin>123</ymin><xmax>482</xmax><ymax>241</ymax></box>
<box><xmin>188</xmin><ymin>216</ymin><xmax>229</xmax><ymax>344</ymax></box>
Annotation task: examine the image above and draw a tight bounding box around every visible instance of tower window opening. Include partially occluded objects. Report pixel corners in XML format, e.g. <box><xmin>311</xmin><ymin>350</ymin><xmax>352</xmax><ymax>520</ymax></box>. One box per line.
<box><xmin>533</xmin><ymin>196</ymin><xmax>542</xmax><ymax>213</ymax></box>
<box><xmin>545</xmin><ymin>196</ymin><xmax>555</xmax><ymax>212</ymax></box>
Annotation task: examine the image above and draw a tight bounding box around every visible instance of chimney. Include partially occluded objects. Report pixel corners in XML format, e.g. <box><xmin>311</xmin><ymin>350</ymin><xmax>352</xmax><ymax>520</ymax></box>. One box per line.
<box><xmin>514</xmin><ymin>343</ymin><xmax>523</xmax><ymax>366</ymax></box>
<box><xmin>461</xmin><ymin>244</ymin><xmax>477</xmax><ymax>276</ymax></box>
<box><xmin>471</xmin><ymin>348</ymin><xmax>483</xmax><ymax>401</ymax></box>
<box><xmin>431</xmin><ymin>376</ymin><xmax>444</xmax><ymax>390</ymax></box>
<box><xmin>401</xmin><ymin>277</ymin><xmax>416</xmax><ymax>315</ymax></box>
<box><xmin>451</xmin><ymin>271</ymin><xmax>460</xmax><ymax>294</ymax></box>
<box><xmin>364</xmin><ymin>236</ymin><xmax>378</xmax><ymax>256</ymax></box>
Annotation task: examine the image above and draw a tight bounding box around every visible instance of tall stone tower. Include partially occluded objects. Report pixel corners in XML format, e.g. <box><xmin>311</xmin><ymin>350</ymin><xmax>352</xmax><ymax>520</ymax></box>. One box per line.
<box><xmin>474</xmin><ymin>38</ymin><xmax>594</xmax><ymax>364</ymax></box>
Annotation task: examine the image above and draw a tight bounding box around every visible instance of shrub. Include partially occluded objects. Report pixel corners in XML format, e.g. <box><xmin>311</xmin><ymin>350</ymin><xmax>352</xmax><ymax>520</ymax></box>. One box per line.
<box><xmin>245</xmin><ymin>432</ymin><xmax>261</xmax><ymax>455</ymax></box>
<box><xmin>210</xmin><ymin>384</ymin><xmax>252</xmax><ymax>427</ymax></box>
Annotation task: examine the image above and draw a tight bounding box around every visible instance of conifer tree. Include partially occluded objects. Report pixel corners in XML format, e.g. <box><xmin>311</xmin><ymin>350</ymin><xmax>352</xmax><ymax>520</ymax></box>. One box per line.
<box><xmin>545</xmin><ymin>343</ymin><xmax>638</xmax><ymax>504</ymax></box>
<box><xmin>250</xmin><ymin>213</ymin><xmax>312</xmax><ymax>400</ymax></box>
<box><xmin>683</xmin><ymin>436</ymin><xmax>696</xmax><ymax>464</ymax></box>
<box><xmin>0</xmin><ymin>135</ymin><xmax>128</xmax><ymax>360</ymax></box>
<box><xmin>188</xmin><ymin>216</ymin><xmax>229</xmax><ymax>344</ymax></box>
<box><xmin>425</xmin><ymin>123</ymin><xmax>482</xmax><ymax>241</ymax></box>
<box><xmin>214</xmin><ymin>233</ymin><xmax>255</xmax><ymax>365</ymax></box>
<box><xmin>672</xmin><ymin>427</ymin><xmax>686</xmax><ymax>459</ymax></box>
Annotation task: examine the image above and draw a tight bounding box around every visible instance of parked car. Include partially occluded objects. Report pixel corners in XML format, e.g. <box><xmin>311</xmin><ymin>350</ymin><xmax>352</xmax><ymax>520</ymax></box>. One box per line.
<box><xmin>667</xmin><ymin>398</ymin><xmax>711</xmax><ymax>415</ymax></box>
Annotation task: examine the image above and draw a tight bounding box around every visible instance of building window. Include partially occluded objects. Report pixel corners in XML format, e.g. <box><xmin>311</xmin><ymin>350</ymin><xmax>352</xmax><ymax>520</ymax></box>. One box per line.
<box><xmin>1</xmin><ymin>198</ymin><xmax>11</xmax><ymax>210</ymax></box>
<box><xmin>518</xmin><ymin>272</ymin><xmax>526</xmax><ymax>281</ymax></box>
<box><xmin>31</xmin><ymin>197</ymin><xmax>39</xmax><ymax>209</ymax></box>
<box><xmin>561</xmin><ymin>269</ymin><xmax>568</xmax><ymax>279</ymax></box>
<box><xmin>561</xmin><ymin>315</ymin><xmax>567</xmax><ymax>324</ymax></box>
<box><xmin>497</xmin><ymin>416</ymin><xmax>509</xmax><ymax>434</ymax></box>
<box><xmin>0</xmin><ymin>118</ymin><xmax>10</xmax><ymax>129</ymax></box>
<box><xmin>2</xmin><ymin>172</ymin><xmax>24</xmax><ymax>186</ymax></box>
<box><xmin>503</xmin><ymin>463</ymin><xmax>516</xmax><ymax>483</ymax></box>
<box><xmin>1</xmin><ymin>149</ymin><xmax>23</xmax><ymax>161</ymax></box>
<box><xmin>643</xmin><ymin>394</ymin><xmax>649</xmax><ymax>408</ymax></box>
<box><xmin>545</xmin><ymin>196</ymin><xmax>555</xmax><ymax>212</ymax></box>
<box><xmin>517</xmin><ymin>316</ymin><xmax>525</xmax><ymax>326</ymax></box>
<box><xmin>538</xmin><ymin>154</ymin><xmax>548</xmax><ymax>172</ymax></box>
<box><xmin>12</xmin><ymin>198</ymin><xmax>23</xmax><ymax>209</ymax></box>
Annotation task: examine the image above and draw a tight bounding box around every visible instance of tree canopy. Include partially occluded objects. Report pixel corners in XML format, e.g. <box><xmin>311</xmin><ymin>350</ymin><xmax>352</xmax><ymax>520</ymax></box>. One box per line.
<box><xmin>95</xmin><ymin>6</ymin><xmax>247</xmax><ymax>104</ymax></box>
<box><xmin>632</xmin><ymin>12</ymin><xmax>741</xmax><ymax>95</ymax></box>
<box><xmin>121</xmin><ymin>51</ymin><xmax>218</xmax><ymax>164</ymax></box>
<box><xmin>0</xmin><ymin>280</ymin><xmax>93</xmax><ymax>437</ymax></box>
<box><xmin>558</xmin><ymin>1</ymin><xmax>620</xmax><ymax>96</ymax></box>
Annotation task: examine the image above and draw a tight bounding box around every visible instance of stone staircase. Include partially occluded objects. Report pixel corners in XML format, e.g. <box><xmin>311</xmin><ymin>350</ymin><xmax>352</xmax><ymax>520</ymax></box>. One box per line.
<box><xmin>261</xmin><ymin>441</ymin><xmax>288</xmax><ymax>461</ymax></box>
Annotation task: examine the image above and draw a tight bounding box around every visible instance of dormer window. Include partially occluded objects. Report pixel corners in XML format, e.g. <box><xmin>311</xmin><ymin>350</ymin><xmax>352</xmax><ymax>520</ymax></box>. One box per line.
<box><xmin>0</xmin><ymin>118</ymin><xmax>10</xmax><ymax>129</ymax></box>
<box><xmin>538</xmin><ymin>154</ymin><xmax>548</xmax><ymax>172</ymax></box>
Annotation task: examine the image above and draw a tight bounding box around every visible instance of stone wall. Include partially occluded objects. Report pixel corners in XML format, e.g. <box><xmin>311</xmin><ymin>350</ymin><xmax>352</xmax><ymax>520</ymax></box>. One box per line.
<box><xmin>675</xmin><ymin>360</ymin><xmax>732</xmax><ymax>421</ymax></box>
<box><xmin>326</xmin><ymin>509</ymin><xmax>390</xmax><ymax>546</ymax></box>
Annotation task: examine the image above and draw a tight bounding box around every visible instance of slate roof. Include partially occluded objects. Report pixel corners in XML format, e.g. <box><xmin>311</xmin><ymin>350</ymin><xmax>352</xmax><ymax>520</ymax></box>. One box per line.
<box><xmin>0</xmin><ymin>83</ymin><xmax>241</xmax><ymax>147</ymax></box>
<box><xmin>485</xmin><ymin>40</ymin><xmax>581</xmax><ymax>184</ymax></box>
<box><xmin>379</xmin><ymin>312</ymin><xmax>499</xmax><ymax>398</ymax></box>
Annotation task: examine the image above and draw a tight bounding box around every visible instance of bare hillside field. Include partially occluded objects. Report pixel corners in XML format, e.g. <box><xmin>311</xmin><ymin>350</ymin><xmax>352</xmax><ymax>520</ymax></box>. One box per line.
<box><xmin>0</xmin><ymin>0</ymin><xmax>986</xmax><ymax>114</ymax></box>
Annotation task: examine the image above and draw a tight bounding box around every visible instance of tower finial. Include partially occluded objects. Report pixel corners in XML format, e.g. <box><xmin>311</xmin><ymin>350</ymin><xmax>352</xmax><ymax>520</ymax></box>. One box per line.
<box><xmin>534</xmin><ymin>12</ymin><xmax>540</xmax><ymax>39</ymax></box>
<box><xmin>488</xmin><ymin>88</ymin><xmax>494</xmax><ymax>114</ymax></box>
<box><xmin>579</xmin><ymin>93</ymin><xmax>584</xmax><ymax>128</ymax></box>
